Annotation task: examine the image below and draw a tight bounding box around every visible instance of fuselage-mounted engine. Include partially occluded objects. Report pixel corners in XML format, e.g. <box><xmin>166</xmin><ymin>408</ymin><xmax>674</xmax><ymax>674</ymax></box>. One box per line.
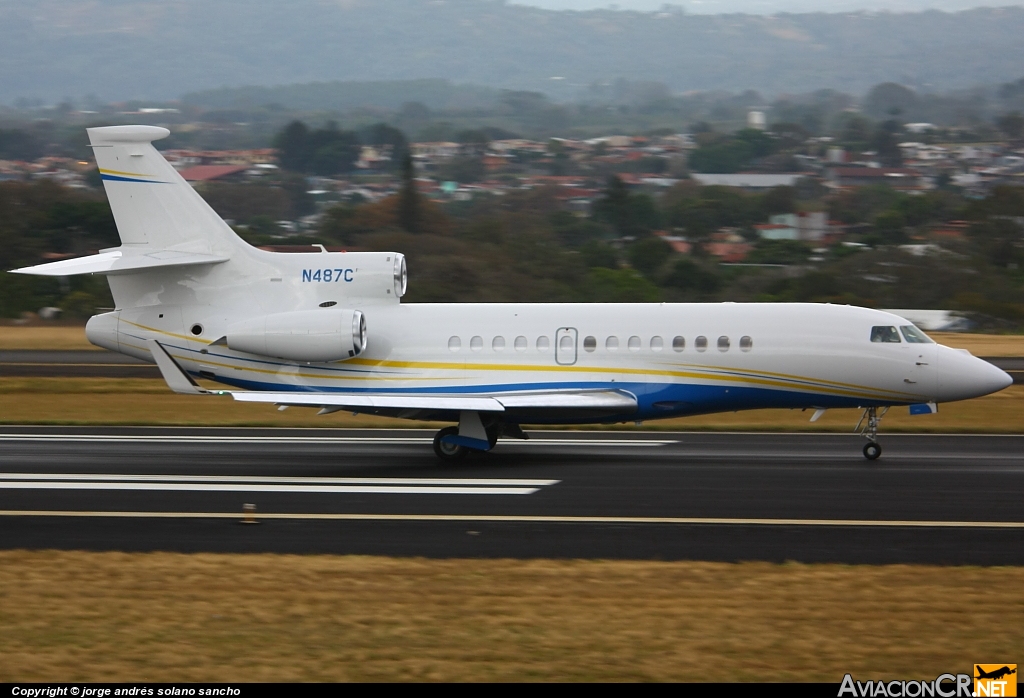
<box><xmin>226</xmin><ymin>308</ymin><xmax>367</xmax><ymax>363</ymax></box>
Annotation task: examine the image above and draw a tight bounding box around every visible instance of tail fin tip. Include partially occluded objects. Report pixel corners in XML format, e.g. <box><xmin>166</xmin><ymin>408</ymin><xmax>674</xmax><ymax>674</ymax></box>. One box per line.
<box><xmin>87</xmin><ymin>125</ymin><xmax>170</xmax><ymax>146</ymax></box>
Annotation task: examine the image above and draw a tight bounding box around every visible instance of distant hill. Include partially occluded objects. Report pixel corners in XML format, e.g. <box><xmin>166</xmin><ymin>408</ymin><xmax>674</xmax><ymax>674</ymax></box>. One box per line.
<box><xmin>3</xmin><ymin>0</ymin><xmax>1024</xmax><ymax>103</ymax></box>
<box><xmin>182</xmin><ymin>80</ymin><xmax>499</xmax><ymax>112</ymax></box>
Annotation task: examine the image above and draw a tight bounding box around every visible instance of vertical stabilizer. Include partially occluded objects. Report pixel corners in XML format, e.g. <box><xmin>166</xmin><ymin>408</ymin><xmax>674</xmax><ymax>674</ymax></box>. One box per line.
<box><xmin>87</xmin><ymin>125</ymin><xmax>243</xmax><ymax>255</ymax></box>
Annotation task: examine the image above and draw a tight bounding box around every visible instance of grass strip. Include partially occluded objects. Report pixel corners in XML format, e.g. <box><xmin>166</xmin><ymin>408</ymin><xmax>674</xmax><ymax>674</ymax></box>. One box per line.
<box><xmin>1</xmin><ymin>378</ymin><xmax>1023</xmax><ymax>431</ymax></box>
<box><xmin>0</xmin><ymin>551</ymin><xmax>1021</xmax><ymax>682</ymax></box>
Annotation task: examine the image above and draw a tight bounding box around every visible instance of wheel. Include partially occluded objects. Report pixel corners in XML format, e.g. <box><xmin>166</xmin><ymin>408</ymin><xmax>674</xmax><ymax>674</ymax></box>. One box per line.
<box><xmin>433</xmin><ymin>426</ymin><xmax>467</xmax><ymax>461</ymax></box>
<box><xmin>863</xmin><ymin>442</ymin><xmax>882</xmax><ymax>461</ymax></box>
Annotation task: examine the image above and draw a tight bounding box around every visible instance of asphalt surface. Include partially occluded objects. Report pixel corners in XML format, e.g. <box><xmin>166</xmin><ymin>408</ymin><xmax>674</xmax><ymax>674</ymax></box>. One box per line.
<box><xmin>1</xmin><ymin>427</ymin><xmax>1022</xmax><ymax>564</ymax></box>
<box><xmin>0</xmin><ymin>350</ymin><xmax>158</xmax><ymax>377</ymax></box>
<box><xmin>3</xmin><ymin>350</ymin><xmax>1023</xmax><ymax>382</ymax></box>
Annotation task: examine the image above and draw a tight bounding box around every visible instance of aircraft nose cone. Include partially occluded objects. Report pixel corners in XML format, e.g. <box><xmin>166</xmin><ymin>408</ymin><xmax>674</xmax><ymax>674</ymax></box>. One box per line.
<box><xmin>936</xmin><ymin>346</ymin><xmax>1014</xmax><ymax>401</ymax></box>
<box><xmin>991</xmin><ymin>363</ymin><xmax>1015</xmax><ymax>392</ymax></box>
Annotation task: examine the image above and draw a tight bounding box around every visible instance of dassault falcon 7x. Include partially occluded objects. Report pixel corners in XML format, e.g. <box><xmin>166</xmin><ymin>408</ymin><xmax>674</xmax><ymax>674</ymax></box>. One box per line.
<box><xmin>11</xmin><ymin>126</ymin><xmax>1013</xmax><ymax>460</ymax></box>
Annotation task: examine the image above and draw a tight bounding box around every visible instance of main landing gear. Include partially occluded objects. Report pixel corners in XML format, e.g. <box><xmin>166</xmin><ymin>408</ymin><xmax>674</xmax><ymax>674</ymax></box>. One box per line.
<box><xmin>856</xmin><ymin>406</ymin><xmax>889</xmax><ymax>461</ymax></box>
<box><xmin>433</xmin><ymin>426</ymin><xmax>467</xmax><ymax>461</ymax></box>
<box><xmin>432</xmin><ymin>414</ymin><xmax>528</xmax><ymax>462</ymax></box>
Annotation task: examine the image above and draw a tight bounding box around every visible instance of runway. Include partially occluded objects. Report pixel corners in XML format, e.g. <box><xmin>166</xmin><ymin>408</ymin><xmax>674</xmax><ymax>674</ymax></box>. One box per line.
<box><xmin>1</xmin><ymin>427</ymin><xmax>1022</xmax><ymax>563</ymax></box>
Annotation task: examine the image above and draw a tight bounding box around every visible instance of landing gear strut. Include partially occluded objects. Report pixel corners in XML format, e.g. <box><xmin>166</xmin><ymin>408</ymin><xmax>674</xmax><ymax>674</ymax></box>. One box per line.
<box><xmin>432</xmin><ymin>418</ymin><xmax>529</xmax><ymax>462</ymax></box>
<box><xmin>855</xmin><ymin>406</ymin><xmax>888</xmax><ymax>461</ymax></box>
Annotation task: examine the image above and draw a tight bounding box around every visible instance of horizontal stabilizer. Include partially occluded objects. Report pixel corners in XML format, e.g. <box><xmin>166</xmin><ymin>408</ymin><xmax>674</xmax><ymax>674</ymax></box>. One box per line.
<box><xmin>10</xmin><ymin>249</ymin><xmax>228</xmax><ymax>276</ymax></box>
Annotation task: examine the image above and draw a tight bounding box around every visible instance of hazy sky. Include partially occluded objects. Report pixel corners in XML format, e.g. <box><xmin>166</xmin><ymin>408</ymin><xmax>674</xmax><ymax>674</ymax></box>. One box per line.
<box><xmin>510</xmin><ymin>1</ymin><xmax>1024</xmax><ymax>12</ymax></box>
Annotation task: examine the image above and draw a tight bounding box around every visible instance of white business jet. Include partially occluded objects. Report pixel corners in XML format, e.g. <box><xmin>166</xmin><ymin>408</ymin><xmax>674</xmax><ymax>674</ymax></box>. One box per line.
<box><xmin>11</xmin><ymin>126</ymin><xmax>1014</xmax><ymax>461</ymax></box>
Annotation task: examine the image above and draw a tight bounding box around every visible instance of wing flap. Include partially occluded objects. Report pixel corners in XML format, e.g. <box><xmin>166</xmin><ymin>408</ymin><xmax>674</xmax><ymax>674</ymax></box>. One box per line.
<box><xmin>229</xmin><ymin>391</ymin><xmax>506</xmax><ymax>412</ymax></box>
<box><xmin>496</xmin><ymin>390</ymin><xmax>637</xmax><ymax>411</ymax></box>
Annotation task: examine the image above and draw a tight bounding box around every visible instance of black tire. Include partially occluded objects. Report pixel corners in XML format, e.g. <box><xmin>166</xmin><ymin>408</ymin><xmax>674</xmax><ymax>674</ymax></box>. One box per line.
<box><xmin>863</xmin><ymin>442</ymin><xmax>882</xmax><ymax>461</ymax></box>
<box><xmin>433</xmin><ymin>426</ymin><xmax>467</xmax><ymax>461</ymax></box>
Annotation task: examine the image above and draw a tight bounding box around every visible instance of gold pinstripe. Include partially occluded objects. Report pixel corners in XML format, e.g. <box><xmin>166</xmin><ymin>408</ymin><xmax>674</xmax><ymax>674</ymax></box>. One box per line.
<box><xmin>98</xmin><ymin>168</ymin><xmax>154</xmax><ymax>178</ymax></box>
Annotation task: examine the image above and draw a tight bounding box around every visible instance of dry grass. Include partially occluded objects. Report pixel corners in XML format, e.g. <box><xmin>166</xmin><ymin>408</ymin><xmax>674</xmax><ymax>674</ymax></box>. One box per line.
<box><xmin>929</xmin><ymin>332</ymin><xmax>1024</xmax><ymax>356</ymax></box>
<box><xmin>0</xmin><ymin>551</ymin><xmax>1019</xmax><ymax>682</ymax></box>
<box><xmin>2</xmin><ymin>378</ymin><xmax>1023</xmax><ymax>432</ymax></box>
<box><xmin>3</xmin><ymin>326</ymin><xmax>1024</xmax><ymax>355</ymax></box>
<box><xmin>0</xmin><ymin>325</ymin><xmax>97</xmax><ymax>350</ymax></box>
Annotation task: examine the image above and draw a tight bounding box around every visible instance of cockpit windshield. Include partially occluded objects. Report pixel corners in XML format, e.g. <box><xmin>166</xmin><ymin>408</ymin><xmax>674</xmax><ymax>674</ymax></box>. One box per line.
<box><xmin>870</xmin><ymin>326</ymin><xmax>901</xmax><ymax>343</ymax></box>
<box><xmin>900</xmin><ymin>325</ymin><xmax>934</xmax><ymax>344</ymax></box>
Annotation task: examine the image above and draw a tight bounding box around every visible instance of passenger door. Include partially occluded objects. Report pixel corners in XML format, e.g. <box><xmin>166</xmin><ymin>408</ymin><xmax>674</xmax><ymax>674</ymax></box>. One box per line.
<box><xmin>555</xmin><ymin>327</ymin><xmax>578</xmax><ymax>366</ymax></box>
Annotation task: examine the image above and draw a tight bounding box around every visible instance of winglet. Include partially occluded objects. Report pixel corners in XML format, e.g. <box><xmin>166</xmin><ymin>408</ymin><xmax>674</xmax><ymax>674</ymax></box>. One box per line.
<box><xmin>146</xmin><ymin>339</ymin><xmax>209</xmax><ymax>395</ymax></box>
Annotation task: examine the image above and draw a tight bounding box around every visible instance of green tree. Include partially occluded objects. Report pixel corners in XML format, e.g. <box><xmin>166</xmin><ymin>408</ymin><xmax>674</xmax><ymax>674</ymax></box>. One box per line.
<box><xmin>397</xmin><ymin>152</ymin><xmax>420</xmax><ymax>234</ymax></box>
<box><xmin>273</xmin><ymin>121</ymin><xmax>310</xmax><ymax>172</ymax></box>
<box><xmin>874</xmin><ymin>210</ymin><xmax>908</xmax><ymax>244</ymax></box>
<box><xmin>871</xmin><ymin>121</ymin><xmax>904</xmax><ymax>167</ymax></box>
<box><xmin>581</xmin><ymin>267</ymin><xmax>661</xmax><ymax>302</ymax></box>
<box><xmin>664</xmin><ymin>257</ymin><xmax>722</xmax><ymax>294</ymax></box>
<box><xmin>627</xmin><ymin>237</ymin><xmax>672</xmax><ymax>278</ymax></box>
<box><xmin>579</xmin><ymin>241</ymin><xmax>618</xmax><ymax>269</ymax></box>
<box><xmin>762</xmin><ymin>186</ymin><xmax>796</xmax><ymax>216</ymax></box>
<box><xmin>272</xmin><ymin>121</ymin><xmax>360</xmax><ymax>175</ymax></box>
<box><xmin>747</xmin><ymin>239</ymin><xmax>811</xmax><ymax>264</ymax></box>
<box><xmin>592</xmin><ymin>176</ymin><xmax>661</xmax><ymax>237</ymax></box>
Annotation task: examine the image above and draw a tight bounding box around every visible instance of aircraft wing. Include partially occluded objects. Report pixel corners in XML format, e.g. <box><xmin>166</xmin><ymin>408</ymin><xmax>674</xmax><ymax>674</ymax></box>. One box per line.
<box><xmin>147</xmin><ymin>339</ymin><xmax>637</xmax><ymax>416</ymax></box>
<box><xmin>228</xmin><ymin>388</ymin><xmax>637</xmax><ymax>413</ymax></box>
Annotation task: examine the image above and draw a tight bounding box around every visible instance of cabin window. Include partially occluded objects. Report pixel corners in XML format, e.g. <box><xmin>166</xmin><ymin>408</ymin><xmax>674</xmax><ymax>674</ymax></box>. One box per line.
<box><xmin>190</xmin><ymin>324</ymin><xmax>203</xmax><ymax>336</ymax></box>
<box><xmin>470</xmin><ymin>335</ymin><xmax>484</xmax><ymax>351</ymax></box>
<box><xmin>628</xmin><ymin>336</ymin><xmax>641</xmax><ymax>351</ymax></box>
<box><xmin>717</xmin><ymin>336</ymin><xmax>730</xmax><ymax>352</ymax></box>
<box><xmin>651</xmin><ymin>336</ymin><xmax>664</xmax><ymax>351</ymax></box>
<box><xmin>870</xmin><ymin>326</ymin><xmax>901</xmax><ymax>343</ymax></box>
<box><xmin>900</xmin><ymin>325</ymin><xmax>934</xmax><ymax>344</ymax></box>
<box><xmin>740</xmin><ymin>336</ymin><xmax>753</xmax><ymax>352</ymax></box>
<box><xmin>583</xmin><ymin>335</ymin><xmax>597</xmax><ymax>352</ymax></box>
<box><xmin>492</xmin><ymin>336</ymin><xmax>505</xmax><ymax>351</ymax></box>
<box><xmin>606</xmin><ymin>336</ymin><xmax>619</xmax><ymax>351</ymax></box>
<box><xmin>672</xmin><ymin>336</ymin><xmax>685</xmax><ymax>352</ymax></box>
<box><xmin>514</xmin><ymin>336</ymin><xmax>528</xmax><ymax>352</ymax></box>
<box><xmin>537</xmin><ymin>336</ymin><xmax>550</xmax><ymax>351</ymax></box>
<box><xmin>695</xmin><ymin>336</ymin><xmax>708</xmax><ymax>352</ymax></box>
<box><xmin>448</xmin><ymin>336</ymin><xmax>461</xmax><ymax>352</ymax></box>
<box><xmin>559</xmin><ymin>334</ymin><xmax>574</xmax><ymax>352</ymax></box>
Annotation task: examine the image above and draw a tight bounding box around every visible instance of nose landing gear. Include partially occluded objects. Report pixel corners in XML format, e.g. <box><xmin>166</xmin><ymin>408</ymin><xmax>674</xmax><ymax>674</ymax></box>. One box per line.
<box><xmin>856</xmin><ymin>406</ymin><xmax>889</xmax><ymax>460</ymax></box>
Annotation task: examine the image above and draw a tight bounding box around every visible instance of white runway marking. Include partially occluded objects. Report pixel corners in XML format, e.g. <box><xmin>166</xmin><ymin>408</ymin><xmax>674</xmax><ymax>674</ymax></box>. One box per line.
<box><xmin>0</xmin><ymin>474</ymin><xmax>559</xmax><ymax>495</ymax></box>
<box><xmin>0</xmin><ymin>434</ymin><xmax>674</xmax><ymax>447</ymax></box>
<box><xmin>0</xmin><ymin>510</ymin><xmax>1021</xmax><ymax>528</ymax></box>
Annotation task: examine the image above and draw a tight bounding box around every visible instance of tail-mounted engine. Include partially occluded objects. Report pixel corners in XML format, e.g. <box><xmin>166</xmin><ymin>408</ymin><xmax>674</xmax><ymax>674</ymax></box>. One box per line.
<box><xmin>226</xmin><ymin>308</ymin><xmax>367</xmax><ymax>362</ymax></box>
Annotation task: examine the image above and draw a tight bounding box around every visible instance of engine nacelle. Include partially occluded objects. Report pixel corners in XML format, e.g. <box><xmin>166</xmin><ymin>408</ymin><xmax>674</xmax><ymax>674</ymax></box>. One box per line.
<box><xmin>226</xmin><ymin>308</ymin><xmax>367</xmax><ymax>362</ymax></box>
